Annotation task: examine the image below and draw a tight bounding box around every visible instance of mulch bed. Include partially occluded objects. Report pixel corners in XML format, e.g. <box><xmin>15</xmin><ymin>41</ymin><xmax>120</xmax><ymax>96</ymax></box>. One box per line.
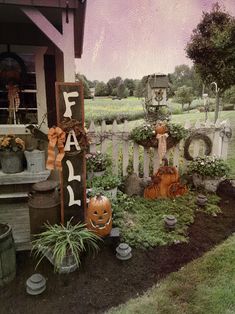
<box><xmin>0</xmin><ymin>191</ymin><xmax>235</xmax><ymax>314</ymax></box>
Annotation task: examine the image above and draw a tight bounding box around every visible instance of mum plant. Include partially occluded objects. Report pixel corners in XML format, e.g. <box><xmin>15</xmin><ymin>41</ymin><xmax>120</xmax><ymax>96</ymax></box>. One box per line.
<box><xmin>0</xmin><ymin>134</ymin><xmax>25</xmax><ymax>151</ymax></box>
<box><xmin>187</xmin><ymin>156</ymin><xmax>230</xmax><ymax>178</ymax></box>
<box><xmin>86</xmin><ymin>151</ymin><xmax>111</xmax><ymax>172</ymax></box>
<box><xmin>32</xmin><ymin>219</ymin><xmax>101</xmax><ymax>273</ymax></box>
<box><xmin>87</xmin><ymin>172</ymin><xmax>121</xmax><ymax>191</ymax></box>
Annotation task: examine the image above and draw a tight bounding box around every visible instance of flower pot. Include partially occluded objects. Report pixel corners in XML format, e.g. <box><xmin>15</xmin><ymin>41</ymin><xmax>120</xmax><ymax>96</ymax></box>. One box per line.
<box><xmin>0</xmin><ymin>150</ymin><xmax>24</xmax><ymax>173</ymax></box>
<box><xmin>40</xmin><ymin>246</ymin><xmax>78</xmax><ymax>274</ymax></box>
<box><xmin>105</xmin><ymin>187</ymin><xmax>118</xmax><ymax>199</ymax></box>
<box><xmin>192</xmin><ymin>174</ymin><xmax>224</xmax><ymax>192</ymax></box>
<box><xmin>93</xmin><ymin>170</ymin><xmax>105</xmax><ymax>177</ymax></box>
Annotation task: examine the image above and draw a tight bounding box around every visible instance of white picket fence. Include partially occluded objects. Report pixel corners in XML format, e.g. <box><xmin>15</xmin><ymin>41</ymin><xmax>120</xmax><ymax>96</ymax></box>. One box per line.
<box><xmin>88</xmin><ymin>119</ymin><xmax>231</xmax><ymax>178</ymax></box>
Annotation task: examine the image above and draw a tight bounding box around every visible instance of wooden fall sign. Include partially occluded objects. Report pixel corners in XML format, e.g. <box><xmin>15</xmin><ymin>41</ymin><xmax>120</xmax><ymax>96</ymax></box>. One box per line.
<box><xmin>55</xmin><ymin>82</ymin><xmax>86</xmax><ymax>224</ymax></box>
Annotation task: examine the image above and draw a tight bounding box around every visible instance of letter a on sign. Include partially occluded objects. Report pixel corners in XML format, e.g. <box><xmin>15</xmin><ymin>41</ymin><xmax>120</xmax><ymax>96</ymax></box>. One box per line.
<box><xmin>56</xmin><ymin>82</ymin><xmax>86</xmax><ymax>223</ymax></box>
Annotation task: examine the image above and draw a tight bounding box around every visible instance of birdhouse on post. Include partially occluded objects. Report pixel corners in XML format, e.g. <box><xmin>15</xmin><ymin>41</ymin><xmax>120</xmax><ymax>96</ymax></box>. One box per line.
<box><xmin>143</xmin><ymin>73</ymin><xmax>170</xmax><ymax>123</ymax></box>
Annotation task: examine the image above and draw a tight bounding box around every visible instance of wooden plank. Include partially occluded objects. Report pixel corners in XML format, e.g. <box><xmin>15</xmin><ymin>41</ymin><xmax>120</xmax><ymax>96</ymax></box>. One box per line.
<box><xmin>122</xmin><ymin>121</ymin><xmax>129</xmax><ymax>176</ymax></box>
<box><xmin>89</xmin><ymin>120</ymin><xmax>97</xmax><ymax>154</ymax></box>
<box><xmin>221</xmin><ymin>120</ymin><xmax>230</xmax><ymax>160</ymax></box>
<box><xmin>0</xmin><ymin>170</ymin><xmax>50</xmax><ymax>185</ymax></box>
<box><xmin>143</xmin><ymin>147</ymin><xmax>150</xmax><ymax>179</ymax></box>
<box><xmin>112</xmin><ymin>120</ymin><xmax>119</xmax><ymax>175</ymax></box>
<box><xmin>101</xmin><ymin>120</ymin><xmax>108</xmax><ymax>154</ymax></box>
<box><xmin>153</xmin><ymin>148</ymin><xmax>159</xmax><ymax>173</ymax></box>
<box><xmin>193</xmin><ymin>120</ymin><xmax>200</xmax><ymax>158</ymax></box>
<box><xmin>0</xmin><ymin>202</ymin><xmax>31</xmax><ymax>251</ymax></box>
<box><xmin>133</xmin><ymin>143</ymin><xmax>139</xmax><ymax>176</ymax></box>
<box><xmin>0</xmin><ymin>192</ymin><xmax>28</xmax><ymax>199</ymax></box>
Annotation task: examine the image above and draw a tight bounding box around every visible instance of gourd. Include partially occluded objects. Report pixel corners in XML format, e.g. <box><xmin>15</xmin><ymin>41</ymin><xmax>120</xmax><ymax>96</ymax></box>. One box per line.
<box><xmin>86</xmin><ymin>194</ymin><xmax>112</xmax><ymax>237</ymax></box>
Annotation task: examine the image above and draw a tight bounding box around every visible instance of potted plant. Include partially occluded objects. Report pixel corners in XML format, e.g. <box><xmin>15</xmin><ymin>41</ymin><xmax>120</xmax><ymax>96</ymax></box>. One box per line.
<box><xmin>87</xmin><ymin>173</ymin><xmax>121</xmax><ymax>199</ymax></box>
<box><xmin>130</xmin><ymin>122</ymin><xmax>188</xmax><ymax>148</ymax></box>
<box><xmin>86</xmin><ymin>151</ymin><xmax>111</xmax><ymax>177</ymax></box>
<box><xmin>32</xmin><ymin>219</ymin><xmax>101</xmax><ymax>273</ymax></box>
<box><xmin>0</xmin><ymin>135</ymin><xmax>25</xmax><ymax>173</ymax></box>
<box><xmin>187</xmin><ymin>155</ymin><xmax>230</xmax><ymax>192</ymax></box>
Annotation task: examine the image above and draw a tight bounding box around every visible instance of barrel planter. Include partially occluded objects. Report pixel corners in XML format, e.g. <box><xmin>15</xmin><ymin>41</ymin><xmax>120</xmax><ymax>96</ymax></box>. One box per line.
<box><xmin>0</xmin><ymin>223</ymin><xmax>16</xmax><ymax>286</ymax></box>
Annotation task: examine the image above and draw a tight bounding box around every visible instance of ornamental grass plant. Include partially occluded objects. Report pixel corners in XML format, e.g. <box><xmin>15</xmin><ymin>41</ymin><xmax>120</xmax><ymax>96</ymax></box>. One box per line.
<box><xmin>32</xmin><ymin>219</ymin><xmax>101</xmax><ymax>272</ymax></box>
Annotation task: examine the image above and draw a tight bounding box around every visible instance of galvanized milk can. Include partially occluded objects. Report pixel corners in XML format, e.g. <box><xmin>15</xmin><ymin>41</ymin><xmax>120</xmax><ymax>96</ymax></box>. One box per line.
<box><xmin>28</xmin><ymin>180</ymin><xmax>60</xmax><ymax>235</ymax></box>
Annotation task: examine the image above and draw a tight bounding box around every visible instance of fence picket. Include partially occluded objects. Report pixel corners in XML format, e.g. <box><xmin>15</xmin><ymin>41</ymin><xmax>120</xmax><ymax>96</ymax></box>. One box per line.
<box><xmin>88</xmin><ymin>120</ymin><xmax>97</xmax><ymax>154</ymax></box>
<box><xmin>221</xmin><ymin>120</ymin><xmax>230</xmax><ymax>160</ymax></box>
<box><xmin>133</xmin><ymin>143</ymin><xmax>139</xmax><ymax>176</ymax></box>
<box><xmin>112</xmin><ymin>120</ymin><xmax>119</xmax><ymax>175</ymax></box>
<box><xmin>101</xmin><ymin>120</ymin><xmax>108</xmax><ymax>154</ymax></box>
<box><xmin>193</xmin><ymin>120</ymin><xmax>201</xmax><ymax>158</ymax></box>
<box><xmin>143</xmin><ymin>147</ymin><xmax>150</xmax><ymax>178</ymax></box>
<box><xmin>122</xmin><ymin>120</ymin><xmax>129</xmax><ymax>176</ymax></box>
<box><xmin>153</xmin><ymin>148</ymin><xmax>159</xmax><ymax>173</ymax></box>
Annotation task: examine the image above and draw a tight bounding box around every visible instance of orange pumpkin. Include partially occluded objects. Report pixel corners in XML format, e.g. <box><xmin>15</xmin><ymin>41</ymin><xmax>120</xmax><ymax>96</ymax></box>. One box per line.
<box><xmin>86</xmin><ymin>194</ymin><xmax>112</xmax><ymax>237</ymax></box>
<box><xmin>156</xmin><ymin>166</ymin><xmax>179</xmax><ymax>197</ymax></box>
<box><xmin>168</xmin><ymin>182</ymin><xmax>188</xmax><ymax>198</ymax></box>
<box><xmin>144</xmin><ymin>184</ymin><xmax>160</xmax><ymax>199</ymax></box>
<box><xmin>155</xmin><ymin>122</ymin><xmax>168</xmax><ymax>135</ymax></box>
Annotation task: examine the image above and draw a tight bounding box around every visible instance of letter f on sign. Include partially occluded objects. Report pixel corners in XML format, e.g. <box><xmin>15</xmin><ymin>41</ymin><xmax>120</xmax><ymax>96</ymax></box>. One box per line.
<box><xmin>63</xmin><ymin>91</ymin><xmax>79</xmax><ymax>118</ymax></box>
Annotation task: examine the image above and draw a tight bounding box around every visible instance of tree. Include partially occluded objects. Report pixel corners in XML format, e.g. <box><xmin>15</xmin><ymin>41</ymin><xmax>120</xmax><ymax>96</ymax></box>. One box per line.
<box><xmin>124</xmin><ymin>78</ymin><xmax>135</xmax><ymax>96</ymax></box>
<box><xmin>134</xmin><ymin>80</ymin><xmax>144</xmax><ymax>98</ymax></box>
<box><xmin>223</xmin><ymin>85</ymin><xmax>235</xmax><ymax>104</ymax></box>
<box><xmin>107</xmin><ymin>77</ymin><xmax>122</xmax><ymax>95</ymax></box>
<box><xmin>186</xmin><ymin>3</ymin><xmax>235</xmax><ymax>122</ymax></box>
<box><xmin>117</xmin><ymin>82</ymin><xmax>129</xmax><ymax>99</ymax></box>
<box><xmin>175</xmin><ymin>85</ymin><xmax>194</xmax><ymax>112</ymax></box>
<box><xmin>95</xmin><ymin>81</ymin><xmax>109</xmax><ymax>96</ymax></box>
<box><xmin>168</xmin><ymin>64</ymin><xmax>202</xmax><ymax>97</ymax></box>
<box><xmin>75</xmin><ymin>73</ymin><xmax>91</xmax><ymax>99</ymax></box>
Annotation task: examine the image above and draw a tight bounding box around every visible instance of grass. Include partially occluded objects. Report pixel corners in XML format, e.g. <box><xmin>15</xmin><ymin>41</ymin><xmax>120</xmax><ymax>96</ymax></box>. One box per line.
<box><xmin>112</xmin><ymin>192</ymin><xmax>221</xmax><ymax>249</ymax></box>
<box><xmin>107</xmin><ymin>234</ymin><xmax>235</xmax><ymax>314</ymax></box>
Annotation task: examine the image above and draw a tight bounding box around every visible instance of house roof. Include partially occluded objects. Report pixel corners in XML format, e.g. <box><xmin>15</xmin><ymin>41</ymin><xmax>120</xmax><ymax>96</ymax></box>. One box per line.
<box><xmin>0</xmin><ymin>1</ymin><xmax>86</xmax><ymax>58</ymax></box>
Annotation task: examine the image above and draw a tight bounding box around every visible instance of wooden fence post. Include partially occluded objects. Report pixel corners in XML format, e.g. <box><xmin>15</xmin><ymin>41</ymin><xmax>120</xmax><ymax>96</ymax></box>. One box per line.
<box><xmin>101</xmin><ymin>120</ymin><xmax>108</xmax><ymax>154</ymax></box>
<box><xmin>89</xmin><ymin>120</ymin><xmax>97</xmax><ymax>154</ymax></box>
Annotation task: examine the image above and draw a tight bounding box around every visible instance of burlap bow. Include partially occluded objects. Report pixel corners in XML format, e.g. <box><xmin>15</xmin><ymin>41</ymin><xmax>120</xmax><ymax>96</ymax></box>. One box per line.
<box><xmin>156</xmin><ymin>133</ymin><xmax>169</xmax><ymax>163</ymax></box>
<box><xmin>46</xmin><ymin>127</ymin><xmax>66</xmax><ymax>171</ymax></box>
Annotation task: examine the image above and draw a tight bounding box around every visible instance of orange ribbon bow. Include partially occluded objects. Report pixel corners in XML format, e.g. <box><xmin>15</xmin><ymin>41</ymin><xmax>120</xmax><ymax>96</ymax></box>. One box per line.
<box><xmin>46</xmin><ymin>127</ymin><xmax>66</xmax><ymax>171</ymax></box>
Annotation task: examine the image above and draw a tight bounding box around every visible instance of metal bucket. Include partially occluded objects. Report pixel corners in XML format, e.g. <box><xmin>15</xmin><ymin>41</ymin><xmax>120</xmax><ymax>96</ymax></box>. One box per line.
<box><xmin>24</xmin><ymin>150</ymin><xmax>46</xmax><ymax>173</ymax></box>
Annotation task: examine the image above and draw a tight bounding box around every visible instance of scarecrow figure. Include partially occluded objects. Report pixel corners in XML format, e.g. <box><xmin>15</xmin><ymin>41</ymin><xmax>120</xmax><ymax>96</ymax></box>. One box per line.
<box><xmin>6</xmin><ymin>81</ymin><xmax>20</xmax><ymax>124</ymax></box>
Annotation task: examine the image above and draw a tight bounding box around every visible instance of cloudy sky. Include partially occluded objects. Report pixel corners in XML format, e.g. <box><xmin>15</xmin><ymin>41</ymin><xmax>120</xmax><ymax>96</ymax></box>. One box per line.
<box><xmin>76</xmin><ymin>0</ymin><xmax>235</xmax><ymax>82</ymax></box>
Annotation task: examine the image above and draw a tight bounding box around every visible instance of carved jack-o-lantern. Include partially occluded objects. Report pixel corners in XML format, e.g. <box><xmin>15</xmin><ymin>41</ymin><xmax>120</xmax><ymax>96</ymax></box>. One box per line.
<box><xmin>86</xmin><ymin>194</ymin><xmax>112</xmax><ymax>237</ymax></box>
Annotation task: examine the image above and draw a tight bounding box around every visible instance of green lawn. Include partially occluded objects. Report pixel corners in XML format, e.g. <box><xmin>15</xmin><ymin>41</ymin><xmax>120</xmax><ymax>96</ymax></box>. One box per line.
<box><xmin>108</xmin><ymin>234</ymin><xmax>235</xmax><ymax>314</ymax></box>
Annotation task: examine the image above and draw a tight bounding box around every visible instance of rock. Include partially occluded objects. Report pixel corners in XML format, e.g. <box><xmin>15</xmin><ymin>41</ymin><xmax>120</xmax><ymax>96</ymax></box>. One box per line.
<box><xmin>124</xmin><ymin>174</ymin><xmax>144</xmax><ymax>196</ymax></box>
<box><xmin>217</xmin><ymin>179</ymin><xmax>235</xmax><ymax>199</ymax></box>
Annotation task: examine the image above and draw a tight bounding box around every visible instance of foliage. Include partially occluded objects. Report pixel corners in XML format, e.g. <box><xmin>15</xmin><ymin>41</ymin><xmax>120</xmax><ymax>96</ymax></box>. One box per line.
<box><xmin>32</xmin><ymin>219</ymin><xmax>101</xmax><ymax>272</ymax></box>
<box><xmin>223</xmin><ymin>85</ymin><xmax>235</xmax><ymax>104</ymax></box>
<box><xmin>95</xmin><ymin>81</ymin><xmax>109</xmax><ymax>96</ymax></box>
<box><xmin>75</xmin><ymin>73</ymin><xmax>91</xmax><ymax>99</ymax></box>
<box><xmin>108</xmin><ymin>234</ymin><xmax>235</xmax><ymax>314</ymax></box>
<box><xmin>169</xmin><ymin>64</ymin><xmax>202</xmax><ymax>97</ymax></box>
<box><xmin>186</xmin><ymin>3</ymin><xmax>235</xmax><ymax>93</ymax></box>
<box><xmin>0</xmin><ymin>135</ymin><xmax>25</xmax><ymax>151</ymax></box>
<box><xmin>187</xmin><ymin>155</ymin><xmax>230</xmax><ymax>178</ymax></box>
<box><xmin>112</xmin><ymin>192</ymin><xmax>221</xmax><ymax>249</ymax></box>
<box><xmin>87</xmin><ymin>172</ymin><xmax>121</xmax><ymax>190</ymax></box>
<box><xmin>174</xmin><ymin>85</ymin><xmax>194</xmax><ymax>111</ymax></box>
<box><xmin>130</xmin><ymin>122</ymin><xmax>188</xmax><ymax>143</ymax></box>
<box><xmin>86</xmin><ymin>151</ymin><xmax>111</xmax><ymax>172</ymax></box>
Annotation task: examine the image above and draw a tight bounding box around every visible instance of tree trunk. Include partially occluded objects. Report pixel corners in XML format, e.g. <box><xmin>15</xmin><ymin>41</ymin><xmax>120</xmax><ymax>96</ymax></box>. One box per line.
<box><xmin>214</xmin><ymin>91</ymin><xmax>220</xmax><ymax>123</ymax></box>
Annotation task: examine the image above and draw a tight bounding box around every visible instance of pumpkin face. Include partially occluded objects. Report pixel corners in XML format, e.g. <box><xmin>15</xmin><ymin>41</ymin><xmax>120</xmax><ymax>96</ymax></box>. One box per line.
<box><xmin>86</xmin><ymin>194</ymin><xmax>112</xmax><ymax>237</ymax></box>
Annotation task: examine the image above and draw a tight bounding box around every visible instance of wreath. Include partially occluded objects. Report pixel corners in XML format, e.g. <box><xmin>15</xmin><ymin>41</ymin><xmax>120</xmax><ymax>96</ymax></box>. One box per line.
<box><xmin>0</xmin><ymin>52</ymin><xmax>27</xmax><ymax>87</ymax></box>
<box><xmin>184</xmin><ymin>133</ymin><xmax>212</xmax><ymax>161</ymax></box>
